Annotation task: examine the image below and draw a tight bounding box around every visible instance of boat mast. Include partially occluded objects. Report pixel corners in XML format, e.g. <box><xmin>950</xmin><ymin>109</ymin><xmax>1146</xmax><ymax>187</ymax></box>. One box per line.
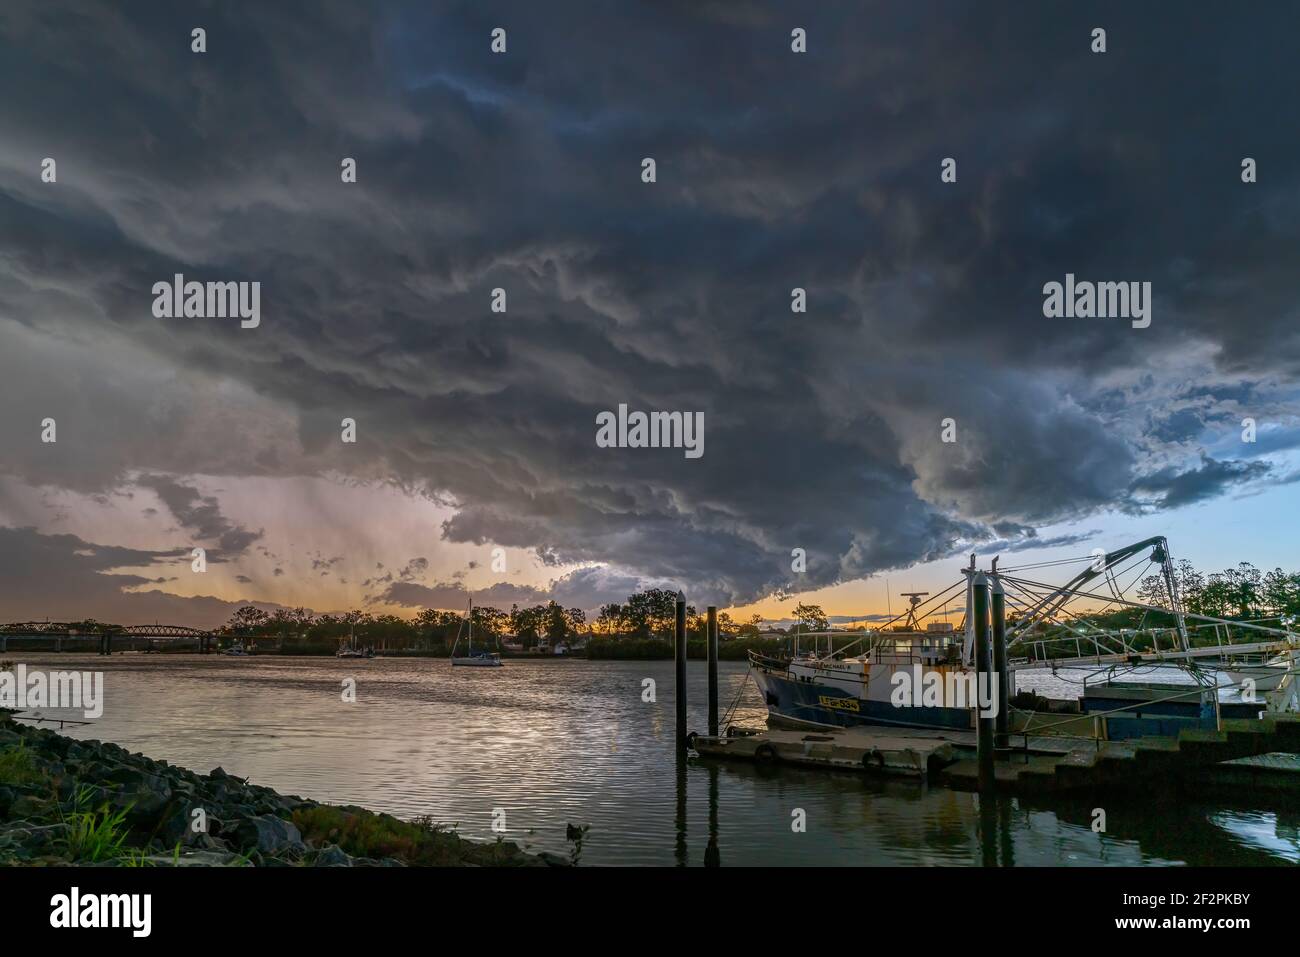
<box><xmin>961</xmin><ymin>554</ymin><xmax>976</xmax><ymax>665</ymax></box>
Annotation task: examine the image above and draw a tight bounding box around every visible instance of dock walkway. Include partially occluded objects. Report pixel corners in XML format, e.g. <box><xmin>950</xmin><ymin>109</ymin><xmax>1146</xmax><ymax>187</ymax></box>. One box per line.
<box><xmin>691</xmin><ymin>727</ymin><xmax>958</xmax><ymax>777</ymax></box>
<box><xmin>691</xmin><ymin>714</ymin><xmax>1300</xmax><ymax>792</ymax></box>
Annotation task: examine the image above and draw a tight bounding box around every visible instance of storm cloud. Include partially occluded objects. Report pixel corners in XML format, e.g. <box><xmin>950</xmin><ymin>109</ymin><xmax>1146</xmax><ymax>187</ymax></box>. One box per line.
<box><xmin>1</xmin><ymin>1</ymin><xmax>1297</xmax><ymax>617</ymax></box>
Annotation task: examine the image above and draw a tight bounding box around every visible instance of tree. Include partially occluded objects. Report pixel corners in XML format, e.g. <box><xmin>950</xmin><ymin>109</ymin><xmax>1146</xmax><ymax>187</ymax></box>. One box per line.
<box><xmin>793</xmin><ymin>603</ymin><xmax>828</xmax><ymax>633</ymax></box>
<box><xmin>718</xmin><ymin>611</ymin><xmax>737</xmax><ymax>639</ymax></box>
<box><xmin>1262</xmin><ymin>568</ymin><xmax>1300</xmax><ymax>618</ymax></box>
<box><xmin>511</xmin><ymin>604</ymin><xmax>546</xmax><ymax>648</ymax></box>
<box><xmin>545</xmin><ymin>601</ymin><xmax>568</xmax><ymax>645</ymax></box>
<box><xmin>471</xmin><ymin>606</ymin><xmax>509</xmax><ymax>639</ymax></box>
<box><xmin>226</xmin><ymin>605</ymin><xmax>268</xmax><ymax>635</ymax></box>
<box><xmin>596</xmin><ymin>603</ymin><xmax>623</xmax><ymax>636</ymax></box>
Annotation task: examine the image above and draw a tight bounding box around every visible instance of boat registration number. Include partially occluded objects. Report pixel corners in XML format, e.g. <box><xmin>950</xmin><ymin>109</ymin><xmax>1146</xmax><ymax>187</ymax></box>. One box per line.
<box><xmin>818</xmin><ymin>695</ymin><xmax>860</xmax><ymax>713</ymax></box>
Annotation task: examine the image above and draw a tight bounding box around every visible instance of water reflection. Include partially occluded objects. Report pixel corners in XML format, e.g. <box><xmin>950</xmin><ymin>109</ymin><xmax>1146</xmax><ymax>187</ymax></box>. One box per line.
<box><xmin>705</xmin><ymin>762</ymin><xmax>721</xmax><ymax>867</ymax></box>
<box><xmin>12</xmin><ymin>654</ymin><xmax>1297</xmax><ymax>866</ymax></box>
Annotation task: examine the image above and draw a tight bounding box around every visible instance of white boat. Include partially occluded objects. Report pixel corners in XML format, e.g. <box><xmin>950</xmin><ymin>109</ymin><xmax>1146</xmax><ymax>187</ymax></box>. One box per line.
<box><xmin>452</xmin><ymin>653</ymin><xmax>503</xmax><ymax>667</ymax></box>
<box><xmin>222</xmin><ymin>641</ymin><xmax>252</xmax><ymax>657</ymax></box>
<box><xmin>1216</xmin><ymin>650</ymin><xmax>1297</xmax><ymax>694</ymax></box>
<box><xmin>450</xmin><ymin>597</ymin><xmax>503</xmax><ymax>668</ymax></box>
<box><xmin>336</xmin><ymin>623</ymin><xmax>375</xmax><ymax>659</ymax></box>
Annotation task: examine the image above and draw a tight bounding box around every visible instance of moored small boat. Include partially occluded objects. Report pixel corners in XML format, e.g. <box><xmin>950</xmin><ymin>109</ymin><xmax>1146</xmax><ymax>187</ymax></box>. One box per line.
<box><xmin>450</xmin><ymin>597</ymin><xmax>504</xmax><ymax>668</ymax></box>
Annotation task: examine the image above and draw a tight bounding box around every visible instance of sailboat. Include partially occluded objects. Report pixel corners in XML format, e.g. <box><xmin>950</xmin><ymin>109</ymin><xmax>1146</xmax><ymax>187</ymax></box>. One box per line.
<box><xmin>450</xmin><ymin>597</ymin><xmax>503</xmax><ymax>668</ymax></box>
<box><xmin>336</xmin><ymin>622</ymin><xmax>375</xmax><ymax>659</ymax></box>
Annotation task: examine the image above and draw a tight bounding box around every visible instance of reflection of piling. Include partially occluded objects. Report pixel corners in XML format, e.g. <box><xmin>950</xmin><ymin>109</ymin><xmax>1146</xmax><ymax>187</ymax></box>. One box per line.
<box><xmin>705</xmin><ymin>762</ymin><xmax>721</xmax><ymax>867</ymax></box>
<box><xmin>674</xmin><ymin>748</ymin><xmax>688</xmax><ymax>866</ymax></box>
<box><xmin>674</xmin><ymin>591</ymin><xmax>688</xmax><ymax>751</ymax></box>
<box><xmin>997</xmin><ymin>793</ymin><xmax>1015</xmax><ymax>867</ymax></box>
<box><xmin>978</xmin><ymin>793</ymin><xmax>998</xmax><ymax>867</ymax></box>
<box><xmin>707</xmin><ymin>605</ymin><xmax>719</xmax><ymax>736</ymax></box>
<box><xmin>972</xmin><ymin>572</ymin><xmax>994</xmax><ymax>792</ymax></box>
<box><xmin>991</xmin><ymin>575</ymin><xmax>1009</xmax><ymax>751</ymax></box>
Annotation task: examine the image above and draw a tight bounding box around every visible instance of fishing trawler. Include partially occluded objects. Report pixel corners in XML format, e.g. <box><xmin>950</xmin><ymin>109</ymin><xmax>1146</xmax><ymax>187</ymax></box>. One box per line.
<box><xmin>751</xmin><ymin>592</ymin><xmax>977</xmax><ymax>731</ymax></box>
<box><xmin>749</xmin><ymin>537</ymin><xmax>1300</xmax><ymax>735</ymax></box>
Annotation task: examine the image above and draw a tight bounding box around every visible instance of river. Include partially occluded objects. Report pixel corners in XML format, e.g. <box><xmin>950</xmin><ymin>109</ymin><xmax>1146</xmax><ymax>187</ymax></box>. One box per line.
<box><xmin>10</xmin><ymin>653</ymin><xmax>1298</xmax><ymax>865</ymax></box>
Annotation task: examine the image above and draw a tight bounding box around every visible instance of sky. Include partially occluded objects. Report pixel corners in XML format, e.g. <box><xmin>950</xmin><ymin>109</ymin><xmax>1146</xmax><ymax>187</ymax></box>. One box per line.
<box><xmin>0</xmin><ymin>1</ymin><xmax>1297</xmax><ymax>630</ymax></box>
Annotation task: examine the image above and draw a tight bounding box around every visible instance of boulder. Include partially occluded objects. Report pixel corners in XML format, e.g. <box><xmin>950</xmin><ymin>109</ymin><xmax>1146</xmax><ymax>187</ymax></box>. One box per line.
<box><xmin>312</xmin><ymin>844</ymin><xmax>353</xmax><ymax>867</ymax></box>
<box><xmin>157</xmin><ymin>800</ymin><xmax>210</xmax><ymax>847</ymax></box>
<box><xmin>0</xmin><ymin>822</ymin><xmax>68</xmax><ymax>854</ymax></box>
<box><xmin>141</xmin><ymin>849</ymin><xmax>252</xmax><ymax>867</ymax></box>
<box><xmin>8</xmin><ymin>794</ymin><xmax>52</xmax><ymax>820</ymax></box>
<box><xmin>231</xmin><ymin>814</ymin><xmax>306</xmax><ymax>856</ymax></box>
<box><xmin>110</xmin><ymin>777</ymin><xmax>173</xmax><ymax>825</ymax></box>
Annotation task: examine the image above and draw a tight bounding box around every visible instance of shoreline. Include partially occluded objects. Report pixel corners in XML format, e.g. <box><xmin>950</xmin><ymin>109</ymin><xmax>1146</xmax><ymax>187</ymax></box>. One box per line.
<box><xmin>3</xmin><ymin>648</ymin><xmax>768</xmax><ymax>662</ymax></box>
<box><xmin>0</xmin><ymin>709</ymin><xmax>570</xmax><ymax>867</ymax></box>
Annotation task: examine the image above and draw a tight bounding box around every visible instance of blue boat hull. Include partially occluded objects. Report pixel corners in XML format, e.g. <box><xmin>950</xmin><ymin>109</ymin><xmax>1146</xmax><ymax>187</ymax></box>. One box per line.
<box><xmin>755</xmin><ymin>669</ymin><xmax>974</xmax><ymax>732</ymax></box>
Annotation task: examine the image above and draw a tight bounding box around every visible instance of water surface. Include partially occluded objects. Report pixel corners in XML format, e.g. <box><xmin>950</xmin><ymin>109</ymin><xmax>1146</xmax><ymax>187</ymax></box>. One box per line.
<box><xmin>11</xmin><ymin>654</ymin><xmax>1298</xmax><ymax>865</ymax></box>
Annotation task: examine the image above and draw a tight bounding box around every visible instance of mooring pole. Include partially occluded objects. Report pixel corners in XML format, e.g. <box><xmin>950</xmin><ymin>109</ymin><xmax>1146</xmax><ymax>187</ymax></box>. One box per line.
<box><xmin>972</xmin><ymin>571</ymin><xmax>994</xmax><ymax>792</ymax></box>
<box><xmin>991</xmin><ymin>573</ymin><xmax>1010</xmax><ymax>752</ymax></box>
<box><xmin>675</xmin><ymin>590</ymin><xmax>688</xmax><ymax>751</ymax></box>
<box><xmin>707</xmin><ymin>606</ymin><xmax>719</xmax><ymax>737</ymax></box>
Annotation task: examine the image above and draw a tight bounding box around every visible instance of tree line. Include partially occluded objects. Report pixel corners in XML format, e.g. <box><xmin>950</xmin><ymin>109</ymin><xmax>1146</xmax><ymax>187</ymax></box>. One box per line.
<box><xmin>213</xmin><ymin>589</ymin><xmax>837</xmax><ymax>650</ymax></box>
<box><xmin>1138</xmin><ymin>561</ymin><xmax>1300</xmax><ymax>621</ymax></box>
<box><xmin>219</xmin><ymin>601</ymin><xmax>586</xmax><ymax>651</ymax></box>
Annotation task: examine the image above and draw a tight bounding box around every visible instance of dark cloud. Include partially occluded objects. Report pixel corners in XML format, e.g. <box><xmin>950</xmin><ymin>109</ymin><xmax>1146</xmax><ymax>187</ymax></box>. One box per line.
<box><xmin>376</xmin><ymin>579</ymin><xmax>545</xmax><ymax>611</ymax></box>
<box><xmin>1130</xmin><ymin>456</ymin><xmax>1272</xmax><ymax>510</ymax></box>
<box><xmin>1</xmin><ymin>2</ymin><xmax>1297</xmax><ymax>611</ymax></box>
<box><xmin>137</xmin><ymin>476</ymin><xmax>263</xmax><ymax>560</ymax></box>
<box><xmin>0</xmin><ymin>526</ymin><xmax>281</xmax><ymax>627</ymax></box>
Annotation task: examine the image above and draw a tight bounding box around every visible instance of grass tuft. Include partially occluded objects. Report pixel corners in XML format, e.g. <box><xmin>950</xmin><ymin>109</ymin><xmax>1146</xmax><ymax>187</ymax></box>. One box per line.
<box><xmin>0</xmin><ymin>743</ymin><xmax>50</xmax><ymax>788</ymax></box>
<box><xmin>60</xmin><ymin>785</ymin><xmax>133</xmax><ymax>863</ymax></box>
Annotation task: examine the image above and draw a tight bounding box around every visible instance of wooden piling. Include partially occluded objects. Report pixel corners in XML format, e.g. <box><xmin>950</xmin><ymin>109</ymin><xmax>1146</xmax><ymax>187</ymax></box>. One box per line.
<box><xmin>972</xmin><ymin>571</ymin><xmax>994</xmax><ymax>791</ymax></box>
<box><xmin>674</xmin><ymin>591</ymin><xmax>687</xmax><ymax>751</ymax></box>
<box><xmin>707</xmin><ymin>605</ymin><xmax>719</xmax><ymax>736</ymax></box>
<box><xmin>991</xmin><ymin>575</ymin><xmax>1010</xmax><ymax>751</ymax></box>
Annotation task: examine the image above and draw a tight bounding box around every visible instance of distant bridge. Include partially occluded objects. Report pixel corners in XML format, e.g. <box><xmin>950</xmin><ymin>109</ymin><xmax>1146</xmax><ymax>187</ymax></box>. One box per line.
<box><xmin>0</xmin><ymin>622</ymin><xmax>215</xmax><ymax>654</ymax></box>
